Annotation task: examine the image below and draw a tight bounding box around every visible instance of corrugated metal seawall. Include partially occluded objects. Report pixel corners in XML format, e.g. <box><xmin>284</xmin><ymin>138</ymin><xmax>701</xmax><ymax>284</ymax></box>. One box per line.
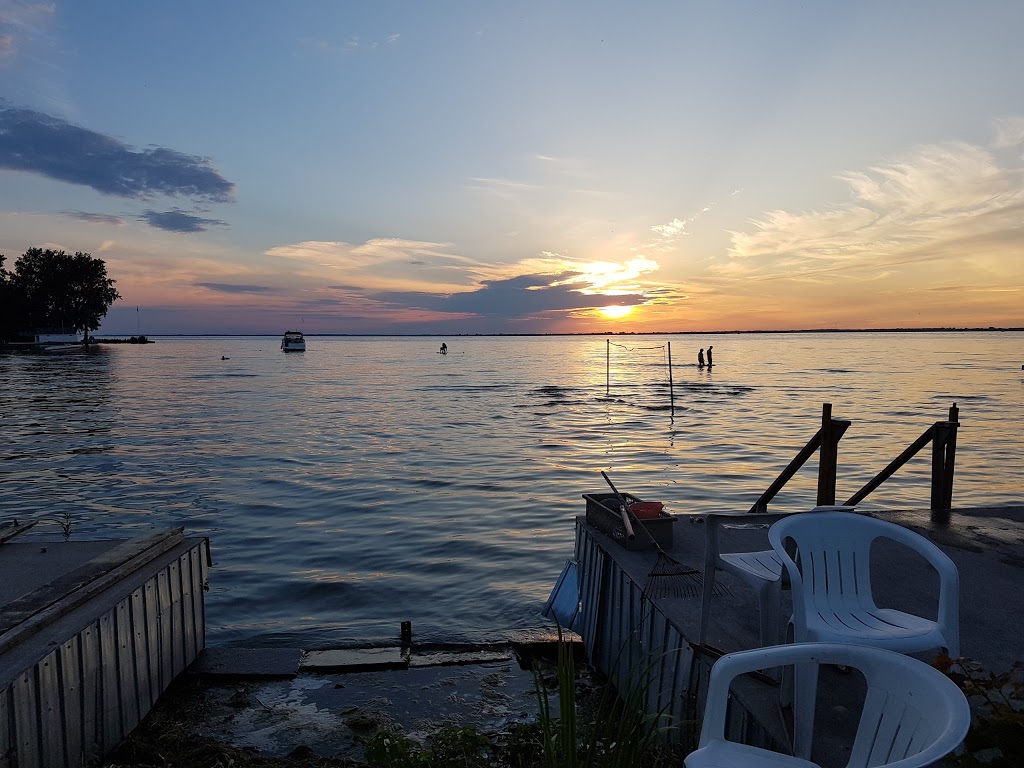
<box><xmin>0</xmin><ymin>538</ymin><xmax>209</xmax><ymax>768</ymax></box>
<box><xmin>574</xmin><ymin>520</ymin><xmax>696</xmax><ymax>735</ymax></box>
<box><xmin>573</xmin><ymin>520</ymin><xmax>780</xmax><ymax>748</ymax></box>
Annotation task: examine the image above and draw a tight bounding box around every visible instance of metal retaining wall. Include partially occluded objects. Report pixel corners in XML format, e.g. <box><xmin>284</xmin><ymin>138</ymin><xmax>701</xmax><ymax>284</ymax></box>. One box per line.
<box><xmin>0</xmin><ymin>538</ymin><xmax>209</xmax><ymax>768</ymax></box>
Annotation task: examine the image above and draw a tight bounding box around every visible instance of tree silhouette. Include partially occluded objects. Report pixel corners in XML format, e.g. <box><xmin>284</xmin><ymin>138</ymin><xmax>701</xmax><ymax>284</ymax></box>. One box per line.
<box><xmin>4</xmin><ymin>248</ymin><xmax>120</xmax><ymax>339</ymax></box>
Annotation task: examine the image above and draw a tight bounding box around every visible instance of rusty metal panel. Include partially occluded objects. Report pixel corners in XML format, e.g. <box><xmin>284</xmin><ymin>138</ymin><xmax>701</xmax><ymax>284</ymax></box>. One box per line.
<box><xmin>57</xmin><ymin>637</ymin><xmax>83</xmax><ymax>768</ymax></box>
<box><xmin>179</xmin><ymin>552</ymin><xmax>197</xmax><ymax>663</ymax></box>
<box><xmin>129</xmin><ymin>588</ymin><xmax>153</xmax><ymax>711</ymax></box>
<box><xmin>141</xmin><ymin>582</ymin><xmax>161</xmax><ymax>702</ymax></box>
<box><xmin>574</xmin><ymin>523</ymin><xmax>607</xmax><ymax>660</ymax></box>
<box><xmin>37</xmin><ymin>651</ymin><xmax>64</xmax><ymax>768</ymax></box>
<box><xmin>196</xmin><ymin>540</ymin><xmax>209</xmax><ymax>654</ymax></box>
<box><xmin>156</xmin><ymin>568</ymin><xmax>173</xmax><ymax>690</ymax></box>
<box><xmin>11</xmin><ymin>668</ymin><xmax>40</xmax><ymax>768</ymax></box>
<box><xmin>0</xmin><ymin>537</ymin><xmax>211</xmax><ymax>768</ymax></box>
<box><xmin>98</xmin><ymin>610</ymin><xmax>122</xmax><ymax>749</ymax></box>
<box><xmin>0</xmin><ymin>686</ymin><xmax>11</xmax><ymax>768</ymax></box>
<box><xmin>167</xmin><ymin>559</ymin><xmax>185</xmax><ymax>676</ymax></box>
<box><xmin>115</xmin><ymin>599</ymin><xmax>139</xmax><ymax>734</ymax></box>
<box><xmin>188</xmin><ymin>545</ymin><xmax>205</xmax><ymax>657</ymax></box>
<box><xmin>79</xmin><ymin>621</ymin><xmax>102</xmax><ymax>762</ymax></box>
<box><xmin>573</xmin><ymin>524</ymin><xmax>701</xmax><ymax>742</ymax></box>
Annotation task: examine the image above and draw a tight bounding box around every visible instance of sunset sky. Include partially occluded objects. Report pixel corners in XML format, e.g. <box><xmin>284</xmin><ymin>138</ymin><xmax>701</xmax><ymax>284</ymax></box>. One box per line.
<box><xmin>2</xmin><ymin>1</ymin><xmax>1023</xmax><ymax>335</ymax></box>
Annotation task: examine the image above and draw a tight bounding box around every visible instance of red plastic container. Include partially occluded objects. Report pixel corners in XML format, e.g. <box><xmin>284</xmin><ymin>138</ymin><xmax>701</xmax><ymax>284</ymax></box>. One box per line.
<box><xmin>628</xmin><ymin>501</ymin><xmax>665</xmax><ymax>519</ymax></box>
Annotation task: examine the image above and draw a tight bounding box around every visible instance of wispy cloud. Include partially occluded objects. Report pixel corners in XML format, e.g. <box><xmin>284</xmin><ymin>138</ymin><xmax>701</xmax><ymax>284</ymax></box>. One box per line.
<box><xmin>63</xmin><ymin>210</ymin><xmax>125</xmax><ymax>225</ymax></box>
<box><xmin>727</xmin><ymin>138</ymin><xmax>1024</xmax><ymax>282</ymax></box>
<box><xmin>464</xmin><ymin>176</ymin><xmax>537</xmax><ymax>201</ymax></box>
<box><xmin>0</xmin><ymin>2</ymin><xmax>54</xmax><ymax>64</ymax></box>
<box><xmin>194</xmin><ymin>282</ymin><xmax>279</xmax><ymax>295</ymax></box>
<box><xmin>262</xmin><ymin>237</ymin><xmax>671</xmax><ymax>324</ymax></box>
<box><xmin>993</xmin><ymin>117</ymin><xmax>1024</xmax><ymax>149</ymax></box>
<box><xmin>141</xmin><ymin>209</ymin><xmax>227</xmax><ymax>233</ymax></box>
<box><xmin>265</xmin><ymin>238</ymin><xmax>489</xmax><ymax>291</ymax></box>
<box><xmin>302</xmin><ymin>32</ymin><xmax>400</xmax><ymax>54</ymax></box>
<box><xmin>0</xmin><ymin>101</ymin><xmax>235</xmax><ymax>202</ymax></box>
<box><xmin>375</xmin><ymin>273</ymin><xmax>648</xmax><ymax>321</ymax></box>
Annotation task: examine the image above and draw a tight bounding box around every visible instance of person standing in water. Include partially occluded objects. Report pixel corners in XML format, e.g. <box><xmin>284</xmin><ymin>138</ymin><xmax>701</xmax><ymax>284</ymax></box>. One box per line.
<box><xmin>697</xmin><ymin>348</ymin><xmax>705</xmax><ymax>368</ymax></box>
<box><xmin>706</xmin><ymin>345</ymin><xmax>713</xmax><ymax>367</ymax></box>
<box><xmin>440</xmin><ymin>342</ymin><xmax>448</xmax><ymax>355</ymax></box>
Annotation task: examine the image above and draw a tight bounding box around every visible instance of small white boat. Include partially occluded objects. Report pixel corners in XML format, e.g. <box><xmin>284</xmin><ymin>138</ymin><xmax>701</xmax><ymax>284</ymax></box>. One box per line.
<box><xmin>280</xmin><ymin>330</ymin><xmax>306</xmax><ymax>352</ymax></box>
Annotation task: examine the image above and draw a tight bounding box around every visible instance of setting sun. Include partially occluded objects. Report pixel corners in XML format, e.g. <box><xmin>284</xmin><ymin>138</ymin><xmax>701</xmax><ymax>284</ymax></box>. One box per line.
<box><xmin>599</xmin><ymin>305</ymin><xmax>634</xmax><ymax>320</ymax></box>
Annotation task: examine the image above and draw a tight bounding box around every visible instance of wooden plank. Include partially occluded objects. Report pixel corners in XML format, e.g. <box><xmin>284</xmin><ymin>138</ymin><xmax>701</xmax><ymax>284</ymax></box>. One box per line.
<box><xmin>57</xmin><ymin>638</ymin><xmax>82</xmax><ymax>768</ymax></box>
<box><xmin>129</xmin><ymin>588</ymin><xmax>153</xmax><ymax>711</ymax></box>
<box><xmin>0</xmin><ymin>528</ymin><xmax>185</xmax><ymax>652</ymax></box>
<box><xmin>192</xmin><ymin>544</ymin><xmax>207</xmax><ymax>656</ymax></box>
<box><xmin>36</xmin><ymin>651</ymin><xmax>63</xmax><ymax>768</ymax></box>
<box><xmin>79</xmin><ymin>622</ymin><xmax>101</xmax><ymax>762</ymax></box>
<box><xmin>98</xmin><ymin>611</ymin><xmax>122</xmax><ymax>749</ymax></box>
<box><xmin>11</xmin><ymin>669</ymin><xmax>40</xmax><ymax>768</ymax></box>
<box><xmin>115</xmin><ymin>599</ymin><xmax>139</xmax><ymax>734</ymax></box>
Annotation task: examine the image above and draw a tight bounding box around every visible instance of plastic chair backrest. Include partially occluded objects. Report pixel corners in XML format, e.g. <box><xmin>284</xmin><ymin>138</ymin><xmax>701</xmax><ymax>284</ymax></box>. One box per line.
<box><xmin>767</xmin><ymin>511</ymin><xmax>957</xmax><ymax>643</ymax></box>
<box><xmin>693</xmin><ymin>643</ymin><xmax>969</xmax><ymax>768</ymax></box>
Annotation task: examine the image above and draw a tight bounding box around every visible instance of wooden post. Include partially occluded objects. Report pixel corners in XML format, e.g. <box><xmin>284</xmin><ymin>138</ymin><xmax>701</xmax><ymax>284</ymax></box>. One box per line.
<box><xmin>930</xmin><ymin>403</ymin><xmax>960</xmax><ymax>521</ymax></box>
<box><xmin>667</xmin><ymin>341</ymin><xmax>675</xmax><ymax>417</ymax></box>
<box><xmin>942</xmin><ymin>403</ymin><xmax>959</xmax><ymax>508</ymax></box>
<box><xmin>816</xmin><ymin>403</ymin><xmax>838</xmax><ymax>506</ymax></box>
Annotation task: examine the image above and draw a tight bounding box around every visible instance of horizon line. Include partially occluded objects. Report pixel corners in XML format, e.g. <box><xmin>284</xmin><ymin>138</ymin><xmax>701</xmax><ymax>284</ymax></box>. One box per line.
<box><xmin>99</xmin><ymin>326</ymin><xmax>1024</xmax><ymax>338</ymax></box>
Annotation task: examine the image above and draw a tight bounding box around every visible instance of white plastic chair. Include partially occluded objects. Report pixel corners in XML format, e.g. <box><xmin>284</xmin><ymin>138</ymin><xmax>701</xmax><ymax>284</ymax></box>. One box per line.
<box><xmin>699</xmin><ymin>506</ymin><xmax>857</xmax><ymax>648</ymax></box>
<box><xmin>768</xmin><ymin>511</ymin><xmax>960</xmax><ymax>658</ymax></box>
<box><xmin>685</xmin><ymin>643</ymin><xmax>970</xmax><ymax>767</ymax></box>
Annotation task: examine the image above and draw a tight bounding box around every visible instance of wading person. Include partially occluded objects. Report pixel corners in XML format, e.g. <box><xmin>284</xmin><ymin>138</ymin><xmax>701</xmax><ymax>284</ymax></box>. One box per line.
<box><xmin>698</xmin><ymin>348</ymin><xmax>705</xmax><ymax>368</ymax></box>
<box><xmin>706</xmin><ymin>345</ymin><xmax>713</xmax><ymax>367</ymax></box>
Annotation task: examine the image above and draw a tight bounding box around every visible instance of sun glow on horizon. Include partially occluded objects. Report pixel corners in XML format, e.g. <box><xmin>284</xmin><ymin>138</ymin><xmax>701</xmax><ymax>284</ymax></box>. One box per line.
<box><xmin>599</xmin><ymin>305</ymin><xmax>635</xmax><ymax>319</ymax></box>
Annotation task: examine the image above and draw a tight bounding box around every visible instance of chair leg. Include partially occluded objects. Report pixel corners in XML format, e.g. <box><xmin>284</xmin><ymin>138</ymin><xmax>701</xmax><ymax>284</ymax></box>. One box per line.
<box><xmin>698</xmin><ymin>564</ymin><xmax>716</xmax><ymax>647</ymax></box>
<box><xmin>792</xmin><ymin>659</ymin><xmax>820</xmax><ymax>760</ymax></box>
<box><xmin>780</xmin><ymin>621</ymin><xmax>795</xmax><ymax>708</ymax></box>
<box><xmin>757</xmin><ymin>580</ymin><xmax>783</xmax><ymax>648</ymax></box>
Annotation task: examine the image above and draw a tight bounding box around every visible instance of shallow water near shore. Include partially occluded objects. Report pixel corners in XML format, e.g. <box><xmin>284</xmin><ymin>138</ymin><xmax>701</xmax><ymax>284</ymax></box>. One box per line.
<box><xmin>2</xmin><ymin>331</ymin><xmax>1021</xmax><ymax>648</ymax></box>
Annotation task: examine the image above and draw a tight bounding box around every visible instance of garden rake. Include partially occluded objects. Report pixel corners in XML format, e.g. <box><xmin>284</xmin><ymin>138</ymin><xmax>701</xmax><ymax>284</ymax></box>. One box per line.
<box><xmin>600</xmin><ymin>471</ymin><xmax>702</xmax><ymax>599</ymax></box>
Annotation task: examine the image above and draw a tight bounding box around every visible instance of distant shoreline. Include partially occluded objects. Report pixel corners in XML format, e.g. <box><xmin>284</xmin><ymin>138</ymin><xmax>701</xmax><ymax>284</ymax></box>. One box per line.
<box><xmin>97</xmin><ymin>327</ymin><xmax>1024</xmax><ymax>338</ymax></box>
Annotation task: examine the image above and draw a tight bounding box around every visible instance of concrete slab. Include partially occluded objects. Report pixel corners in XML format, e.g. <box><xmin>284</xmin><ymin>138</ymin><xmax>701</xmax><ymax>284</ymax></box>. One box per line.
<box><xmin>301</xmin><ymin>647</ymin><xmax>407</xmax><ymax>673</ymax></box>
<box><xmin>0</xmin><ymin>540</ymin><xmax>117</xmax><ymax>606</ymax></box>
<box><xmin>190</xmin><ymin>647</ymin><xmax>303</xmax><ymax>679</ymax></box>
<box><xmin>184</xmin><ymin>657</ymin><xmax>546</xmax><ymax>761</ymax></box>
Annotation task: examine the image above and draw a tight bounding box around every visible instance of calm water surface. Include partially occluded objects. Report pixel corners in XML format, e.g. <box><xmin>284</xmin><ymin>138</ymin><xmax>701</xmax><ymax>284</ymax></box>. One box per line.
<box><xmin>2</xmin><ymin>332</ymin><xmax>1021</xmax><ymax>647</ymax></box>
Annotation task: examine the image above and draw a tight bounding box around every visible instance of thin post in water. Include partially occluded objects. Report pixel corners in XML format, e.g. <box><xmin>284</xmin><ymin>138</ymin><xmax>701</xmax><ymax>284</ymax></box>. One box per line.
<box><xmin>667</xmin><ymin>341</ymin><xmax>675</xmax><ymax>417</ymax></box>
<box><xmin>606</xmin><ymin>338</ymin><xmax>610</xmax><ymax>396</ymax></box>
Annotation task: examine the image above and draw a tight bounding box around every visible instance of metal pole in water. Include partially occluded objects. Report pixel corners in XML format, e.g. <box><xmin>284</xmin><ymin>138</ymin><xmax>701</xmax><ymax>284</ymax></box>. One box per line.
<box><xmin>667</xmin><ymin>341</ymin><xmax>675</xmax><ymax>417</ymax></box>
<box><xmin>606</xmin><ymin>339</ymin><xmax>610</xmax><ymax>396</ymax></box>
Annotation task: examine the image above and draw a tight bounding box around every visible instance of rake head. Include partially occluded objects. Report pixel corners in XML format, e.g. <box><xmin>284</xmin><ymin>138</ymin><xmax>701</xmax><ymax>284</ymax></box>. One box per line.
<box><xmin>643</xmin><ymin>551</ymin><xmax>703</xmax><ymax>599</ymax></box>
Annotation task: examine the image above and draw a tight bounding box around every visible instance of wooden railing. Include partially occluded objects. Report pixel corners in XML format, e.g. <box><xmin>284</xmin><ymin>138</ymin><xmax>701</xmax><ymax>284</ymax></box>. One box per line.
<box><xmin>749</xmin><ymin>403</ymin><xmax>960</xmax><ymax>516</ymax></box>
<box><xmin>749</xmin><ymin>403</ymin><xmax>851</xmax><ymax>513</ymax></box>
<box><xmin>844</xmin><ymin>403</ymin><xmax>960</xmax><ymax>522</ymax></box>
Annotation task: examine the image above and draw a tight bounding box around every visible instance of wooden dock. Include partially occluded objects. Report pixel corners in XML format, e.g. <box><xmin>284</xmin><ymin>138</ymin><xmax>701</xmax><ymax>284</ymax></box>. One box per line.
<box><xmin>0</xmin><ymin>526</ymin><xmax>210</xmax><ymax>768</ymax></box>
<box><xmin>569</xmin><ymin>504</ymin><xmax>1024</xmax><ymax>759</ymax></box>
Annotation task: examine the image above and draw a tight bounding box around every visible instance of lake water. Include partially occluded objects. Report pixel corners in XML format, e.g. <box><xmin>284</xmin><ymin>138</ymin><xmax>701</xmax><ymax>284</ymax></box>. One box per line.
<box><xmin>2</xmin><ymin>332</ymin><xmax>1021</xmax><ymax>648</ymax></box>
